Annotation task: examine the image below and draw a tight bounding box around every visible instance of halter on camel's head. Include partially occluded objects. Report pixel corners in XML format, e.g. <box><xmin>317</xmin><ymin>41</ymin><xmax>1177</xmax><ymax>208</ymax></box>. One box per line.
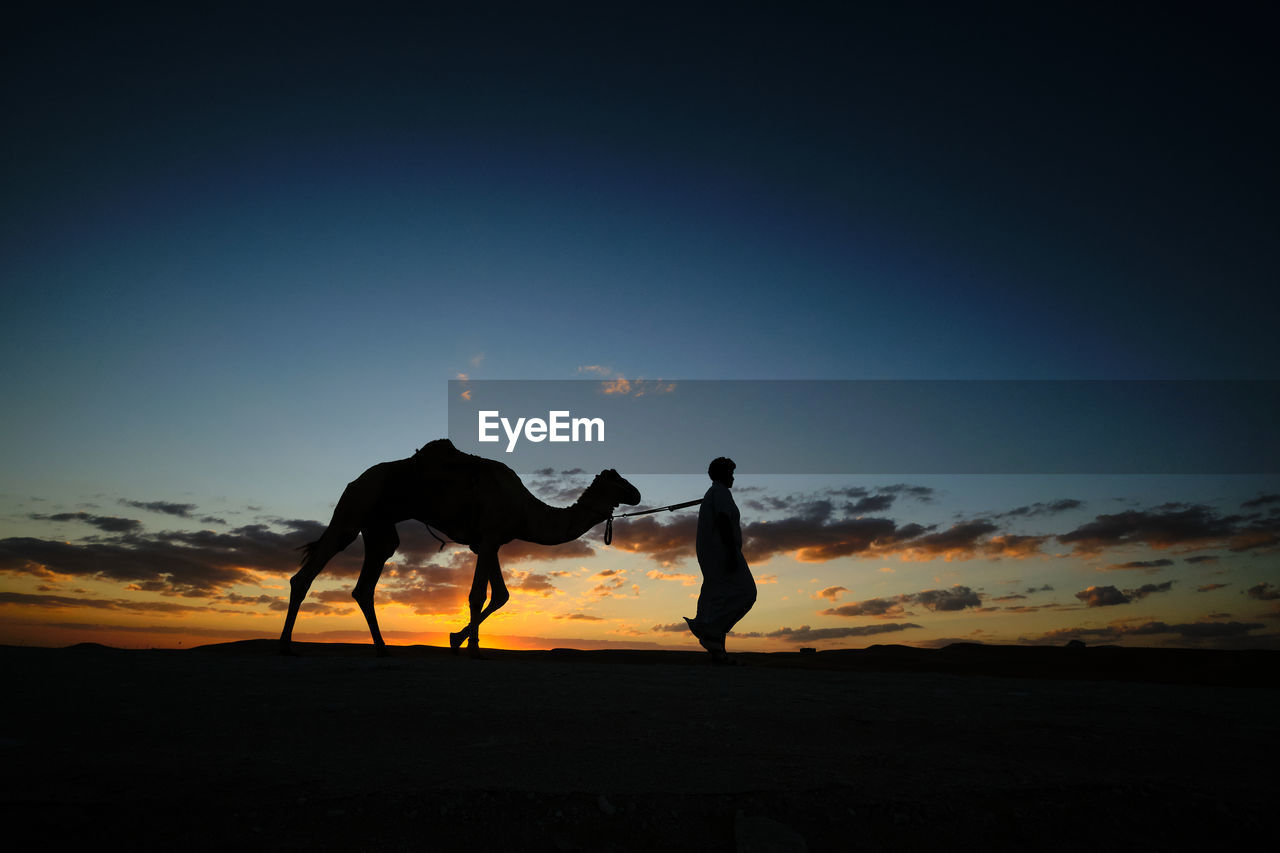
<box><xmin>580</xmin><ymin>468</ymin><xmax>642</xmax><ymax>517</ymax></box>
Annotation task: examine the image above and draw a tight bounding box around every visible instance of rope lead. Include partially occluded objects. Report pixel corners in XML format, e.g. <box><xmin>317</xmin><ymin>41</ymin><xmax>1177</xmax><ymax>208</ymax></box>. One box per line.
<box><xmin>603</xmin><ymin>497</ymin><xmax>701</xmax><ymax>547</ymax></box>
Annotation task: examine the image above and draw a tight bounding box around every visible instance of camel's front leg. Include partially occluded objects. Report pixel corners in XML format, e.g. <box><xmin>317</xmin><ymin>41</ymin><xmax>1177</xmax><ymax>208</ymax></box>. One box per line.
<box><xmin>450</xmin><ymin>545</ymin><xmax>508</xmax><ymax>656</ymax></box>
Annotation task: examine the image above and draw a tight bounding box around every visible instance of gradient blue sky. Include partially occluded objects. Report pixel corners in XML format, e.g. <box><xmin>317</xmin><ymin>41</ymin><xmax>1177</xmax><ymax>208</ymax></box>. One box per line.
<box><xmin>2</xmin><ymin>2</ymin><xmax>1277</xmax><ymax>650</ymax></box>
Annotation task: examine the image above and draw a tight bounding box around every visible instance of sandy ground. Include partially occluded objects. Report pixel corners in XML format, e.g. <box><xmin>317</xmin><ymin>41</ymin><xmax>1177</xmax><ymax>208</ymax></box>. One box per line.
<box><xmin>2</xmin><ymin>641</ymin><xmax>1276</xmax><ymax>851</ymax></box>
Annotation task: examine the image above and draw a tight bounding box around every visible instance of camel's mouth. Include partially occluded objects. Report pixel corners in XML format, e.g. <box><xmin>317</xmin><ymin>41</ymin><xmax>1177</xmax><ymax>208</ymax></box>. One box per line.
<box><xmin>607</xmin><ymin>469</ymin><xmax>642</xmax><ymax>506</ymax></box>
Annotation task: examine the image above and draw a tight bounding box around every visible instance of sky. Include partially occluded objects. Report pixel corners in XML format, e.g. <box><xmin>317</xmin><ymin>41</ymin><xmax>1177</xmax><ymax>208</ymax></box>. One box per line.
<box><xmin>2</xmin><ymin>1</ymin><xmax>1277</xmax><ymax>652</ymax></box>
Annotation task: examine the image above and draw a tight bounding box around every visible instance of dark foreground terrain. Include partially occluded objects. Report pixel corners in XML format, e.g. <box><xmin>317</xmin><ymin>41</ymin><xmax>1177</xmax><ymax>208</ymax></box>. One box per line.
<box><xmin>3</xmin><ymin>641</ymin><xmax>1276</xmax><ymax>851</ymax></box>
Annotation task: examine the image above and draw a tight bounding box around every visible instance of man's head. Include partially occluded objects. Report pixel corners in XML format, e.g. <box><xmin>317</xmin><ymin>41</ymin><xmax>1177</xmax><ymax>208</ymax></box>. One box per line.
<box><xmin>708</xmin><ymin>456</ymin><xmax>736</xmax><ymax>487</ymax></box>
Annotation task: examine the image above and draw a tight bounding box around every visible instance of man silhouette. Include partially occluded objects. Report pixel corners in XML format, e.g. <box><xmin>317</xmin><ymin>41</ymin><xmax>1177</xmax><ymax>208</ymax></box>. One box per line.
<box><xmin>684</xmin><ymin>456</ymin><xmax>756</xmax><ymax>664</ymax></box>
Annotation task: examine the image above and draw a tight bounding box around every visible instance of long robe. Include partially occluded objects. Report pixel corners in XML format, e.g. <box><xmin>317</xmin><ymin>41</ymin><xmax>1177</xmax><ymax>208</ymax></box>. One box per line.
<box><xmin>694</xmin><ymin>482</ymin><xmax>757</xmax><ymax>636</ymax></box>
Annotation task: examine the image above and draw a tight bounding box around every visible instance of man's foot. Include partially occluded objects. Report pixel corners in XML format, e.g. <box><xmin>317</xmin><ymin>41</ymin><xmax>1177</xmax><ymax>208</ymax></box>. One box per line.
<box><xmin>451</xmin><ymin>628</ymin><xmax>487</xmax><ymax>658</ymax></box>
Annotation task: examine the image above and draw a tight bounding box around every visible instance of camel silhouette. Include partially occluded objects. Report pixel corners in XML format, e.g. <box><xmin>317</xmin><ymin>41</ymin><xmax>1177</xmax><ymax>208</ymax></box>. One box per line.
<box><xmin>279</xmin><ymin>438</ymin><xmax>642</xmax><ymax>656</ymax></box>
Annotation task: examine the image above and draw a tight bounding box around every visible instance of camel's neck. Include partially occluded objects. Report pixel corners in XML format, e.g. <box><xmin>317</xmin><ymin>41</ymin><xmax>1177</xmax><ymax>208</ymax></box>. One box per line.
<box><xmin>518</xmin><ymin>479</ymin><xmax>617</xmax><ymax>546</ymax></box>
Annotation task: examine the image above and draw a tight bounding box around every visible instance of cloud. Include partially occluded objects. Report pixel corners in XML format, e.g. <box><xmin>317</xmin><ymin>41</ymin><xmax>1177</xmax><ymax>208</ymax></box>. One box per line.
<box><xmin>651</xmin><ymin>622</ymin><xmax>689</xmax><ymax>633</ymax></box>
<box><xmin>905</xmin><ymin>521</ymin><xmax>998</xmax><ymax>553</ymax></box>
<box><xmin>1246</xmin><ymin>582</ymin><xmax>1280</xmax><ymax>601</ymax></box>
<box><xmin>1058</xmin><ymin>504</ymin><xmax>1279</xmax><ymax>555</ymax></box>
<box><xmin>827</xmin><ymin>485</ymin><xmax>936</xmax><ymax>504</ymax></box>
<box><xmin>118</xmin><ymin>499</ymin><xmax>198</xmax><ymax>518</ymax></box>
<box><xmin>993</xmin><ymin>499</ymin><xmax>1083</xmax><ymax>518</ymax></box>
<box><xmin>1196</xmin><ymin>583</ymin><xmax>1229</xmax><ymax>592</ymax></box>
<box><xmin>1242</xmin><ymin>493</ymin><xmax>1280</xmax><ymax>509</ymax></box>
<box><xmin>581</xmin><ymin>492</ymin><xmax>1270</xmax><ymax>578</ymax></box>
<box><xmin>1073</xmin><ymin>581</ymin><xmax>1172</xmax><ymax>608</ymax></box>
<box><xmin>1102</xmin><ymin>559</ymin><xmax>1175</xmax><ymax>571</ymax></box>
<box><xmin>0</xmin><ymin>531</ymin><xmax>283</xmax><ymax>597</ymax></box>
<box><xmin>221</xmin><ymin>591</ymin><xmax>281</xmax><ymax>606</ymax></box>
<box><xmin>526</xmin><ymin>468</ymin><xmax>593</xmax><ymax>503</ymax></box>
<box><xmin>846</xmin><ymin>494</ymin><xmax>895</xmax><ymax>513</ymax></box>
<box><xmin>601</xmin><ymin>378</ymin><xmax>631</xmax><ymax>395</ymax></box>
<box><xmin>380</xmin><ymin>562</ymin><xmax>469</xmax><ymax>615</ymax></box>
<box><xmin>393</xmin><ymin>526</ymin><xmax>594</xmax><ymax>567</ymax></box>
<box><xmin>0</xmin><ymin>591</ymin><xmax>206</xmax><ymax>614</ymax></box>
<box><xmin>981</xmin><ymin>534</ymin><xmax>1051</xmax><ymax>559</ymax></box>
<box><xmin>1139</xmin><ymin>620</ymin><xmax>1265</xmax><ymax>639</ymax></box>
<box><xmin>646</xmin><ymin>569</ymin><xmax>699</xmax><ymax>586</ymax></box>
<box><xmin>1126</xmin><ymin>581</ymin><xmax>1174</xmax><ymax>600</ymax></box>
<box><xmin>735</xmin><ymin>622</ymin><xmax>922</xmax><ymax>642</ymax></box>
<box><xmin>554</xmin><ymin>613</ymin><xmax>604</xmax><ymax>621</ymax></box>
<box><xmin>589</xmin><ymin>571</ymin><xmax>631</xmax><ymax>597</ymax></box>
<box><xmin>822</xmin><ymin>585</ymin><xmax>982</xmax><ymax>618</ymax></box>
<box><xmin>1183</xmin><ymin>555</ymin><xmax>1218</xmax><ymax>564</ymax></box>
<box><xmin>1075</xmin><ymin>585</ymin><xmax>1131</xmax><ymax>607</ymax></box>
<box><xmin>632</xmin><ymin>380</ymin><xmax>675</xmax><ymax>396</ymax></box>
<box><xmin>914</xmin><ymin>585</ymin><xmax>983</xmax><ymax>611</ymax></box>
<box><xmin>823</xmin><ymin>597</ymin><xmax>908</xmax><ymax>619</ymax></box>
<box><xmin>814</xmin><ymin>586</ymin><xmax>848</xmax><ymax>601</ymax></box>
<box><xmin>744</xmin><ymin>516</ymin><xmax>928</xmax><ymax>563</ymax></box>
<box><xmin>509</xmin><ymin>571</ymin><xmax>558</xmax><ymax>597</ymax></box>
<box><xmin>1029</xmin><ymin>619</ymin><xmax>1270</xmax><ymax>646</ymax></box>
<box><xmin>0</xmin><ymin>514</ymin><xmax>380</xmax><ymax>595</ymax></box>
<box><xmin>605</xmin><ymin>515</ymin><xmax>698</xmax><ymax>565</ymax></box>
<box><xmin>992</xmin><ymin>603</ymin><xmax>1065</xmax><ymax>614</ymax></box>
<box><xmin>215</xmin><ymin>589</ymin><xmax>353</xmax><ymax>616</ymax></box>
<box><xmin>611</xmin><ymin>488</ymin><xmax>1070</xmax><ymax>567</ymax></box>
<box><xmin>747</xmin><ymin>485</ymin><xmax>936</xmax><ymax>517</ymax></box>
<box><xmin>500</xmin><ymin>539</ymin><xmax>595</xmax><ymax>564</ymax></box>
<box><xmin>29</xmin><ymin>512</ymin><xmax>143</xmax><ymax>534</ymax></box>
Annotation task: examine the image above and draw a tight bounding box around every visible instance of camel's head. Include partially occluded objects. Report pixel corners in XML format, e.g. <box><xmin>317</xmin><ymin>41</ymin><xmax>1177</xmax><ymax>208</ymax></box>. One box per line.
<box><xmin>597</xmin><ymin>468</ymin><xmax>642</xmax><ymax>507</ymax></box>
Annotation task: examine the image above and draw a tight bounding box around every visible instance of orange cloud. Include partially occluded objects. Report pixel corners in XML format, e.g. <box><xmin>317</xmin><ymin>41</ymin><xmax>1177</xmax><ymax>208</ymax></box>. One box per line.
<box><xmin>601</xmin><ymin>378</ymin><xmax>631</xmax><ymax>395</ymax></box>
<box><xmin>646</xmin><ymin>569</ymin><xmax>699</xmax><ymax>586</ymax></box>
<box><xmin>596</xmin><ymin>377</ymin><xmax>676</xmax><ymax>396</ymax></box>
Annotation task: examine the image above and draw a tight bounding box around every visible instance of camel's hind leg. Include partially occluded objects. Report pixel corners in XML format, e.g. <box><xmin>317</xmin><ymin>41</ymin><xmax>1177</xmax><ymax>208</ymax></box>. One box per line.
<box><xmin>450</xmin><ymin>545</ymin><xmax>508</xmax><ymax>656</ymax></box>
<box><xmin>353</xmin><ymin>525</ymin><xmax>399</xmax><ymax>657</ymax></box>
<box><xmin>280</xmin><ymin>526</ymin><xmax>356</xmax><ymax>654</ymax></box>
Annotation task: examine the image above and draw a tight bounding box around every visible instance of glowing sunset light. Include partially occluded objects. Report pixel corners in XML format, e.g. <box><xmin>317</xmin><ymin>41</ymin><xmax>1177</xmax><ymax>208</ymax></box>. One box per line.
<box><xmin>1</xmin><ymin>3</ymin><xmax>1275</xmax><ymax>655</ymax></box>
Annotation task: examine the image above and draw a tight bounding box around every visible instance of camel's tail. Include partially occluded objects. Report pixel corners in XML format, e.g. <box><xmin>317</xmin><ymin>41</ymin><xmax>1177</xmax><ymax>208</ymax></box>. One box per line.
<box><xmin>294</xmin><ymin>524</ymin><xmax>357</xmax><ymax>578</ymax></box>
<box><xmin>297</xmin><ymin>539</ymin><xmax>321</xmax><ymax>570</ymax></box>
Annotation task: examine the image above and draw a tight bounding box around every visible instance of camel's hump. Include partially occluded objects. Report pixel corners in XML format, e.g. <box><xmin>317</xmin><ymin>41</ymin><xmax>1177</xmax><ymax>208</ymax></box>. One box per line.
<box><xmin>410</xmin><ymin>438</ymin><xmax>521</xmax><ymax>480</ymax></box>
<box><xmin>414</xmin><ymin>437</ymin><xmax>459</xmax><ymax>457</ymax></box>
